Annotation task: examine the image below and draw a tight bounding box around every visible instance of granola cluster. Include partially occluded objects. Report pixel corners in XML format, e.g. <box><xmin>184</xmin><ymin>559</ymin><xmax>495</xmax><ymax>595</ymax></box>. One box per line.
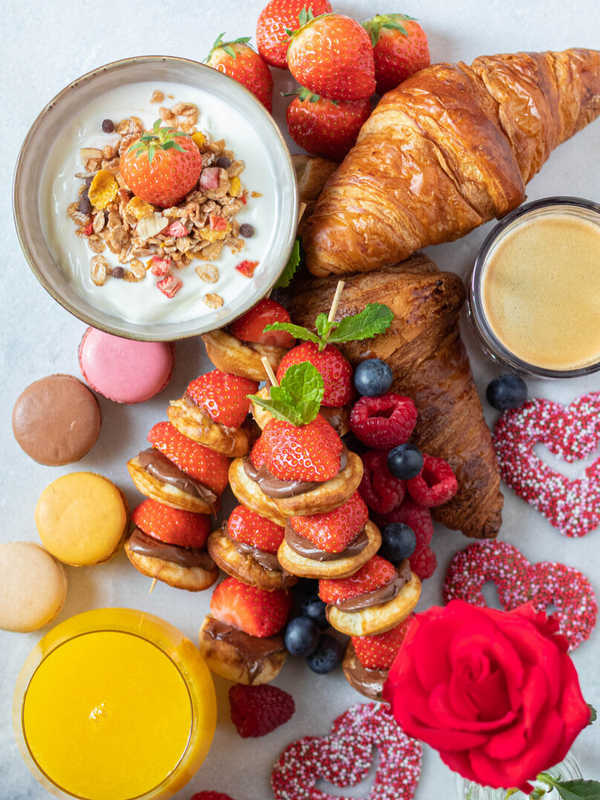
<box><xmin>67</xmin><ymin>98</ymin><xmax>251</xmax><ymax>302</ymax></box>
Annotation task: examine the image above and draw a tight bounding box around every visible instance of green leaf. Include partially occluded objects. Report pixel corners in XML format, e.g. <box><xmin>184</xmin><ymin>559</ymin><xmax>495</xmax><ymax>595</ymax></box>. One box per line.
<box><xmin>248</xmin><ymin>362</ymin><xmax>324</xmax><ymax>426</ymax></box>
<box><xmin>326</xmin><ymin>303</ymin><xmax>394</xmax><ymax>344</ymax></box>
<box><xmin>152</xmin><ymin>119</ymin><xmax>162</xmax><ymax>134</ymax></box>
<box><xmin>223</xmin><ymin>44</ymin><xmax>236</xmax><ymax>59</ymax></box>
<box><xmin>263</xmin><ymin>321</ymin><xmax>321</xmax><ymax>346</ymax></box>
<box><xmin>250</xmin><ymin>395</ymin><xmax>305</xmax><ymax>426</ymax></box>
<box><xmin>588</xmin><ymin>704</ymin><xmax>597</xmax><ymax>724</ymax></box>
<box><xmin>274</xmin><ymin>238</ymin><xmax>301</xmax><ymax>288</ymax></box>
<box><xmin>382</xmin><ymin>21</ymin><xmax>408</xmax><ymax>37</ymax></box>
<box><xmin>148</xmin><ymin>145</ymin><xmax>156</xmax><ymax>164</ymax></box>
<box><xmin>315</xmin><ymin>312</ymin><xmax>337</xmax><ymax>341</ymax></box>
<box><xmin>504</xmin><ymin>790</ymin><xmax>519</xmax><ymax>799</ymax></box>
<box><xmin>539</xmin><ymin>774</ymin><xmax>600</xmax><ymax>800</ymax></box>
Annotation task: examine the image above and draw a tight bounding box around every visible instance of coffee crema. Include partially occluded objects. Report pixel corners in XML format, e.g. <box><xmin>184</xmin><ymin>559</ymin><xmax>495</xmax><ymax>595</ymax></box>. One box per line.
<box><xmin>481</xmin><ymin>211</ymin><xmax>600</xmax><ymax>371</ymax></box>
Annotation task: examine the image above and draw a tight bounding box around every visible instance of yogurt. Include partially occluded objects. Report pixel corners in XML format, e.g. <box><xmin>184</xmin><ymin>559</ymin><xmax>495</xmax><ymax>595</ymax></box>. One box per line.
<box><xmin>40</xmin><ymin>81</ymin><xmax>278</xmax><ymax>325</ymax></box>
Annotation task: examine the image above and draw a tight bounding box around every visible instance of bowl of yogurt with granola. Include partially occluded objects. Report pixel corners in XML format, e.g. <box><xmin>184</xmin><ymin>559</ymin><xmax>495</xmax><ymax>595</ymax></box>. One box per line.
<box><xmin>14</xmin><ymin>56</ymin><xmax>298</xmax><ymax>340</ymax></box>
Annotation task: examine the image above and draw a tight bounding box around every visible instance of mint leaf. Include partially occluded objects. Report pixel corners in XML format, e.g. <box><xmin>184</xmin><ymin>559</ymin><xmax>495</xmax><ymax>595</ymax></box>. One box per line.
<box><xmin>315</xmin><ymin>312</ymin><xmax>337</xmax><ymax>341</ymax></box>
<box><xmin>274</xmin><ymin>238</ymin><xmax>301</xmax><ymax>289</ymax></box>
<box><xmin>588</xmin><ymin>704</ymin><xmax>597</xmax><ymax>724</ymax></box>
<box><xmin>248</xmin><ymin>362</ymin><xmax>324</xmax><ymax>426</ymax></box>
<box><xmin>326</xmin><ymin>303</ymin><xmax>394</xmax><ymax>344</ymax></box>
<box><xmin>250</xmin><ymin>395</ymin><xmax>304</xmax><ymax>426</ymax></box>
<box><xmin>263</xmin><ymin>321</ymin><xmax>321</xmax><ymax>346</ymax></box>
<box><xmin>539</xmin><ymin>775</ymin><xmax>600</xmax><ymax>800</ymax></box>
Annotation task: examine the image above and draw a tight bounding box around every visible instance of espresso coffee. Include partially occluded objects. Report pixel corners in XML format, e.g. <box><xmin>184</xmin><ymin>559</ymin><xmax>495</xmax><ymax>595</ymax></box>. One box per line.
<box><xmin>481</xmin><ymin>211</ymin><xmax>600</xmax><ymax>371</ymax></box>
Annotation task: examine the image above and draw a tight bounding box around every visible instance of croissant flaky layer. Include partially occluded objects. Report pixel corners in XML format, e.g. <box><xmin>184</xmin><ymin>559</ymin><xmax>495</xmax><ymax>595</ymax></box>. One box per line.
<box><xmin>303</xmin><ymin>48</ymin><xmax>600</xmax><ymax>276</ymax></box>
<box><xmin>280</xmin><ymin>253</ymin><xmax>503</xmax><ymax>540</ymax></box>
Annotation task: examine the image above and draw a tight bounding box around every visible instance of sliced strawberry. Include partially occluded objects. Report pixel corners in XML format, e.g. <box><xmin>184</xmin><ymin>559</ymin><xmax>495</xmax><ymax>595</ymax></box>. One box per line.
<box><xmin>210</xmin><ymin>576</ymin><xmax>292</xmax><ymax>637</ymax></box>
<box><xmin>276</xmin><ymin>342</ymin><xmax>353</xmax><ymax>407</ymax></box>
<box><xmin>187</xmin><ymin>369</ymin><xmax>258</xmax><ymax>428</ymax></box>
<box><xmin>289</xmin><ymin>491</ymin><xmax>368</xmax><ymax>554</ymax></box>
<box><xmin>147</xmin><ymin>421</ymin><xmax>229</xmax><ymax>495</ymax></box>
<box><xmin>250</xmin><ymin>415</ymin><xmax>343</xmax><ymax>482</ymax></box>
<box><xmin>229</xmin><ymin>298</ymin><xmax>295</xmax><ymax>349</ymax></box>
<box><xmin>132</xmin><ymin>499</ymin><xmax>210</xmax><ymax>548</ymax></box>
<box><xmin>227</xmin><ymin>505</ymin><xmax>285</xmax><ymax>553</ymax></box>
<box><xmin>351</xmin><ymin>615</ymin><xmax>414</xmax><ymax>670</ymax></box>
<box><xmin>164</xmin><ymin>220</ymin><xmax>188</xmax><ymax>237</ymax></box>
<box><xmin>319</xmin><ymin>555</ymin><xmax>397</xmax><ymax>604</ymax></box>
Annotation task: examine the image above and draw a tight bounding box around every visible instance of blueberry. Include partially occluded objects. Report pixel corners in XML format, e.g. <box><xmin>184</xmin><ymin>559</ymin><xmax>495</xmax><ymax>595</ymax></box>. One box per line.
<box><xmin>354</xmin><ymin>359</ymin><xmax>393</xmax><ymax>397</ymax></box>
<box><xmin>486</xmin><ymin>374</ymin><xmax>528</xmax><ymax>411</ymax></box>
<box><xmin>387</xmin><ymin>443</ymin><xmax>423</xmax><ymax>480</ymax></box>
<box><xmin>301</xmin><ymin>593</ymin><xmax>329</xmax><ymax>630</ymax></box>
<box><xmin>379</xmin><ymin>523</ymin><xmax>416</xmax><ymax>563</ymax></box>
<box><xmin>305</xmin><ymin>634</ymin><xmax>343</xmax><ymax>674</ymax></box>
<box><xmin>284</xmin><ymin>616</ymin><xmax>321</xmax><ymax>657</ymax></box>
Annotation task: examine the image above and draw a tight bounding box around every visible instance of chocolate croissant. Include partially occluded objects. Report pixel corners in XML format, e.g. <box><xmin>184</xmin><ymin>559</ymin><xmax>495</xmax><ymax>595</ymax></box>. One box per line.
<box><xmin>303</xmin><ymin>48</ymin><xmax>600</xmax><ymax>276</ymax></box>
<box><xmin>282</xmin><ymin>254</ymin><xmax>503</xmax><ymax>540</ymax></box>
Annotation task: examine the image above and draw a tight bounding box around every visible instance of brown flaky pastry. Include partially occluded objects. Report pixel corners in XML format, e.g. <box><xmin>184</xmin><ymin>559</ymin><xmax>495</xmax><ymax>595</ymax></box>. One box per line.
<box><xmin>207</xmin><ymin>528</ymin><xmax>297</xmax><ymax>590</ymax></box>
<box><xmin>229</xmin><ymin>451</ymin><xmax>363</xmax><ymax>518</ymax></box>
<box><xmin>127</xmin><ymin>456</ymin><xmax>217</xmax><ymax>515</ymax></box>
<box><xmin>201</xmin><ymin>329</ymin><xmax>288</xmax><ymax>382</ymax></box>
<box><xmin>326</xmin><ymin>574</ymin><xmax>421</xmax><ymax>637</ymax></box>
<box><xmin>302</xmin><ymin>49</ymin><xmax>600</xmax><ymax>276</ymax></box>
<box><xmin>282</xmin><ymin>254</ymin><xmax>503</xmax><ymax>540</ymax></box>
<box><xmin>124</xmin><ymin>538</ymin><xmax>219</xmax><ymax>592</ymax></box>
<box><xmin>167</xmin><ymin>397</ymin><xmax>256</xmax><ymax>457</ymax></box>
<box><xmin>251</xmin><ymin>386</ymin><xmax>350</xmax><ymax>437</ymax></box>
<box><xmin>277</xmin><ymin>520</ymin><xmax>382</xmax><ymax>580</ymax></box>
<box><xmin>199</xmin><ymin>614</ymin><xmax>286</xmax><ymax>685</ymax></box>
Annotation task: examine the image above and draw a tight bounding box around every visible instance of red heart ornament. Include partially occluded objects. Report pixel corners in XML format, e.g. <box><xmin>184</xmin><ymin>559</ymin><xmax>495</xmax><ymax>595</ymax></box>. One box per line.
<box><xmin>271</xmin><ymin>703</ymin><xmax>422</xmax><ymax>800</ymax></box>
<box><xmin>443</xmin><ymin>541</ymin><xmax>597</xmax><ymax>651</ymax></box>
<box><xmin>493</xmin><ymin>393</ymin><xmax>600</xmax><ymax>537</ymax></box>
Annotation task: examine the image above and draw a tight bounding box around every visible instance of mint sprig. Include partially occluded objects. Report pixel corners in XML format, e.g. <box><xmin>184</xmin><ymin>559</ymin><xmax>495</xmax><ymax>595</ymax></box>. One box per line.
<box><xmin>265</xmin><ymin>302</ymin><xmax>394</xmax><ymax>352</ymax></box>
<box><xmin>248</xmin><ymin>362</ymin><xmax>324</xmax><ymax>426</ymax></box>
<box><xmin>275</xmin><ymin>238</ymin><xmax>301</xmax><ymax>289</ymax></box>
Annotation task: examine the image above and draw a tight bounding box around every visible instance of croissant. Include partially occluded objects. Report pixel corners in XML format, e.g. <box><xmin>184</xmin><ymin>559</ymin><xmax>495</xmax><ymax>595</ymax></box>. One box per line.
<box><xmin>303</xmin><ymin>48</ymin><xmax>600</xmax><ymax>276</ymax></box>
<box><xmin>281</xmin><ymin>254</ymin><xmax>503</xmax><ymax>540</ymax></box>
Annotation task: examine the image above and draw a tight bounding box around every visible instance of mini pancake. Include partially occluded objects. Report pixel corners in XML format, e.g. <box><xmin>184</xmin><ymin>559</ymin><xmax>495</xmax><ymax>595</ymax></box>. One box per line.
<box><xmin>277</xmin><ymin>520</ymin><xmax>382</xmax><ymax>580</ymax></box>
<box><xmin>127</xmin><ymin>455</ymin><xmax>217</xmax><ymax>515</ymax></box>
<box><xmin>201</xmin><ymin>329</ymin><xmax>287</xmax><ymax>381</ymax></box>
<box><xmin>342</xmin><ymin>640</ymin><xmax>387</xmax><ymax>702</ymax></box>
<box><xmin>124</xmin><ymin>536</ymin><xmax>219</xmax><ymax>592</ymax></box>
<box><xmin>167</xmin><ymin>396</ymin><xmax>256</xmax><ymax>457</ymax></box>
<box><xmin>208</xmin><ymin>528</ymin><xmax>297</xmax><ymax>591</ymax></box>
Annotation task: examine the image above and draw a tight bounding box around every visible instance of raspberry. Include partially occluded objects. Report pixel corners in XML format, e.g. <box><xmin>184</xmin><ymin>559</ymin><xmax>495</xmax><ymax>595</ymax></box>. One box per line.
<box><xmin>409</xmin><ymin>546</ymin><xmax>437</xmax><ymax>580</ymax></box>
<box><xmin>359</xmin><ymin>450</ymin><xmax>405</xmax><ymax>514</ymax></box>
<box><xmin>406</xmin><ymin>454</ymin><xmax>458</xmax><ymax>508</ymax></box>
<box><xmin>229</xmin><ymin>684</ymin><xmax>295</xmax><ymax>738</ymax></box>
<box><xmin>191</xmin><ymin>793</ymin><xmax>236</xmax><ymax>800</ymax></box>
<box><xmin>387</xmin><ymin>498</ymin><xmax>433</xmax><ymax>554</ymax></box>
<box><xmin>349</xmin><ymin>393</ymin><xmax>417</xmax><ymax>449</ymax></box>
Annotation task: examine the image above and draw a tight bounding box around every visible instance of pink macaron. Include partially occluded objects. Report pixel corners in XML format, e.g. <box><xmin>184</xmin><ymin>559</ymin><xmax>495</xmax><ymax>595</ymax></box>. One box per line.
<box><xmin>79</xmin><ymin>328</ymin><xmax>174</xmax><ymax>404</ymax></box>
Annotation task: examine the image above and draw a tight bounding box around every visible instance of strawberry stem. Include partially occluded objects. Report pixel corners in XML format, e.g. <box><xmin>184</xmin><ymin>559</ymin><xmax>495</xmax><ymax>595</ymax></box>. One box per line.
<box><xmin>128</xmin><ymin>121</ymin><xmax>189</xmax><ymax>163</ymax></box>
<box><xmin>204</xmin><ymin>32</ymin><xmax>253</xmax><ymax>62</ymax></box>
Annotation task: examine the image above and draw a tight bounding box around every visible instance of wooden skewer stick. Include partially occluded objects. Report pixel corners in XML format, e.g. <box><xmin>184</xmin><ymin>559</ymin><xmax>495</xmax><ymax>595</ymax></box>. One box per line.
<box><xmin>261</xmin><ymin>356</ymin><xmax>279</xmax><ymax>388</ymax></box>
<box><xmin>298</xmin><ymin>201</ymin><xmax>307</xmax><ymax>223</ymax></box>
<box><xmin>149</xmin><ymin>578</ymin><xmax>158</xmax><ymax>595</ymax></box>
<box><xmin>328</xmin><ymin>280</ymin><xmax>345</xmax><ymax>323</ymax></box>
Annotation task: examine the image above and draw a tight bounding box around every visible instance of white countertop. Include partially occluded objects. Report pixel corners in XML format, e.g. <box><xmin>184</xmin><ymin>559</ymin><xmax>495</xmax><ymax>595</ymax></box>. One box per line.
<box><xmin>1</xmin><ymin>1</ymin><xmax>600</xmax><ymax>798</ymax></box>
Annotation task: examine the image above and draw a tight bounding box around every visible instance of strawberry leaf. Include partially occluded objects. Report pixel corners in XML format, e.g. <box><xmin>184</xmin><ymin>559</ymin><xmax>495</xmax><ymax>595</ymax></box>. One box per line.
<box><xmin>248</xmin><ymin>362</ymin><xmax>324</xmax><ymax>426</ymax></box>
<box><xmin>274</xmin><ymin>238</ymin><xmax>301</xmax><ymax>289</ymax></box>
<box><xmin>326</xmin><ymin>303</ymin><xmax>394</xmax><ymax>345</ymax></box>
<box><xmin>588</xmin><ymin>704</ymin><xmax>597</xmax><ymax>724</ymax></box>
<box><xmin>223</xmin><ymin>44</ymin><xmax>237</xmax><ymax>59</ymax></box>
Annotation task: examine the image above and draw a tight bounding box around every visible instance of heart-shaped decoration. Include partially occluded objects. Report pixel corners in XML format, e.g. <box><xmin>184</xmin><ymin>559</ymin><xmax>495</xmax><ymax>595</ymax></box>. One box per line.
<box><xmin>271</xmin><ymin>703</ymin><xmax>422</xmax><ymax>800</ymax></box>
<box><xmin>443</xmin><ymin>540</ymin><xmax>597</xmax><ymax>650</ymax></box>
<box><xmin>493</xmin><ymin>393</ymin><xmax>600</xmax><ymax>537</ymax></box>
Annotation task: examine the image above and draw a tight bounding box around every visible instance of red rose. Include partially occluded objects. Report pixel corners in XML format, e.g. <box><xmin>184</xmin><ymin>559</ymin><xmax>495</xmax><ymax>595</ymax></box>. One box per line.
<box><xmin>383</xmin><ymin>600</ymin><xmax>590</xmax><ymax>792</ymax></box>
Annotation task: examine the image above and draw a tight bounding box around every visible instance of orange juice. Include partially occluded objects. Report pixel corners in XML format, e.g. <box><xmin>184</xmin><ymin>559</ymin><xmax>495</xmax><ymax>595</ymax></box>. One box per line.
<box><xmin>14</xmin><ymin>609</ymin><xmax>216</xmax><ymax>800</ymax></box>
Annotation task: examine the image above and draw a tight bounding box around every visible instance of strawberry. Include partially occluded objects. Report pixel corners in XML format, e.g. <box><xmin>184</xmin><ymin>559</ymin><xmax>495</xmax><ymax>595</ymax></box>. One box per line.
<box><xmin>276</xmin><ymin>342</ymin><xmax>353</xmax><ymax>407</ymax></box>
<box><xmin>227</xmin><ymin>505</ymin><xmax>285</xmax><ymax>553</ymax></box>
<box><xmin>229</xmin><ymin>298</ymin><xmax>295</xmax><ymax>348</ymax></box>
<box><xmin>319</xmin><ymin>555</ymin><xmax>397</xmax><ymax>604</ymax></box>
<box><xmin>191</xmin><ymin>793</ymin><xmax>236</xmax><ymax>800</ymax></box>
<box><xmin>157</xmin><ymin>275</ymin><xmax>182</xmax><ymax>299</ymax></box>
<box><xmin>363</xmin><ymin>14</ymin><xmax>430</xmax><ymax>95</ymax></box>
<box><xmin>235</xmin><ymin>260</ymin><xmax>259</xmax><ymax>278</ymax></box>
<box><xmin>120</xmin><ymin>121</ymin><xmax>202</xmax><ymax>208</ymax></box>
<box><xmin>250</xmin><ymin>415</ymin><xmax>343</xmax><ymax>482</ymax></box>
<box><xmin>286</xmin><ymin>90</ymin><xmax>371</xmax><ymax>162</ymax></box>
<box><xmin>289</xmin><ymin>491</ymin><xmax>368</xmax><ymax>554</ymax></box>
<box><xmin>210</xmin><ymin>576</ymin><xmax>292</xmax><ymax>637</ymax></box>
<box><xmin>147</xmin><ymin>421</ymin><xmax>229</xmax><ymax>495</ymax></box>
<box><xmin>131</xmin><ymin>499</ymin><xmax>210</xmax><ymax>549</ymax></box>
<box><xmin>256</xmin><ymin>0</ymin><xmax>332</xmax><ymax>69</ymax></box>
<box><xmin>187</xmin><ymin>370</ymin><xmax>258</xmax><ymax>428</ymax></box>
<box><xmin>229</xmin><ymin>684</ymin><xmax>295</xmax><ymax>737</ymax></box>
<box><xmin>205</xmin><ymin>34</ymin><xmax>273</xmax><ymax>113</ymax></box>
<box><xmin>351</xmin><ymin>615</ymin><xmax>414</xmax><ymax>669</ymax></box>
<box><xmin>287</xmin><ymin>14</ymin><xmax>376</xmax><ymax>101</ymax></box>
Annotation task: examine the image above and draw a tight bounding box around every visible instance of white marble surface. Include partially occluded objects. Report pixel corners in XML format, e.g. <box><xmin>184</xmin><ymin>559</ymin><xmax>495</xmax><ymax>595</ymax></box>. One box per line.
<box><xmin>1</xmin><ymin>1</ymin><xmax>600</xmax><ymax>798</ymax></box>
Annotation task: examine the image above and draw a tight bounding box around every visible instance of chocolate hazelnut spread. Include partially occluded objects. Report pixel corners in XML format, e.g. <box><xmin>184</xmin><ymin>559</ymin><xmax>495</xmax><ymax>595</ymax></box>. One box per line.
<box><xmin>222</xmin><ymin>522</ymin><xmax>283</xmax><ymax>572</ymax></box>
<box><xmin>128</xmin><ymin>527</ymin><xmax>215</xmax><ymax>570</ymax></box>
<box><xmin>284</xmin><ymin>522</ymin><xmax>369</xmax><ymax>561</ymax></box>
<box><xmin>202</xmin><ymin>615</ymin><xmax>285</xmax><ymax>683</ymax></box>
<box><xmin>243</xmin><ymin>448</ymin><xmax>348</xmax><ymax>499</ymax></box>
<box><xmin>319</xmin><ymin>405</ymin><xmax>347</xmax><ymax>433</ymax></box>
<box><xmin>138</xmin><ymin>448</ymin><xmax>217</xmax><ymax>511</ymax></box>
<box><xmin>331</xmin><ymin>560</ymin><xmax>412</xmax><ymax>613</ymax></box>
<box><xmin>344</xmin><ymin>643</ymin><xmax>388</xmax><ymax>701</ymax></box>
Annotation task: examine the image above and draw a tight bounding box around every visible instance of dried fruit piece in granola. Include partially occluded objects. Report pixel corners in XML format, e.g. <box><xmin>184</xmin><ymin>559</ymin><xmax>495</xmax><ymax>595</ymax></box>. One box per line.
<box><xmin>126</xmin><ymin>196</ymin><xmax>154</xmax><ymax>220</ymax></box>
<box><xmin>164</xmin><ymin>220</ymin><xmax>188</xmax><ymax>237</ymax></box>
<box><xmin>230</xmin><ymin>176</ymin><xmax>242</xmax><ymax>197</ymax></box>
<box><xmin>88</xmin><ymin>170</ymin><xmax>119</xmax><ymax>210</ymax></box>
<box><xmin>236</xmin><ymin>260</ymin><xmax>259</xmax><ymax>278</ymax></box>
<box><xmin>150</xmin><ymin>256</ymin><xmax>172</xmax><ymax>276</ymax></box>
<box><xmin>90</xmin><ymin>255</ymin><xmax>110</xmax><ymax>286</ymax></box>
<box><xmin>136</xmin><ymin>212</ymin><xmax>169</xmax><ymax>240</ymax></box>
<box><xmin>192</xmin><ymin>132</ymin><xmax>206</xmax><ymax>148</ymax></box>
<box><xmin>157</xmin><ymin>275</ymin><xmax>183</xmax><ymax>298</ymax></box>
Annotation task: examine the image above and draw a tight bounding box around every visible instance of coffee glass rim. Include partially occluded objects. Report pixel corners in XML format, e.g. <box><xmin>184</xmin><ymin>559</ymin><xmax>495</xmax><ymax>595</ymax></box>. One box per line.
<box><xmin>469</xmin><ymin>195</ymin><xmax>600</xmax><ymax>380</ymax></box>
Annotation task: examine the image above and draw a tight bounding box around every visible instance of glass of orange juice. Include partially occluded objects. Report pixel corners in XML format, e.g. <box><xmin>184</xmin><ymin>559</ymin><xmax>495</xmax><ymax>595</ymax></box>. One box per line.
<box><xmin>13</xmin><ymin>608</ymin><xmax>217</xmax><ymax>800</ymax></box>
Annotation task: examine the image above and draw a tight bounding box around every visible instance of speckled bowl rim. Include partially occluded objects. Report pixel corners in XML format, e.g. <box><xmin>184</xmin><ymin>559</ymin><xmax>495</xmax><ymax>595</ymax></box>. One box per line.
<box><xmin>13</xmin><ymin>55</ymin><xmax>299</xmax><ymax>342</ymax></box>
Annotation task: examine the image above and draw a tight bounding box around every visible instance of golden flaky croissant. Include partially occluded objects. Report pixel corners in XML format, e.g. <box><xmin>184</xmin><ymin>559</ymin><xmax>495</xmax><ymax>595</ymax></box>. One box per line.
<box><xmin>303</xmin><ymin>48</ymin><xmax>600</xmax><ymax>276</ymax></box>
<box><xmin>282</xmin><ymin>255</ymin><xmax>503</xmax><ymax>540</ymax></box>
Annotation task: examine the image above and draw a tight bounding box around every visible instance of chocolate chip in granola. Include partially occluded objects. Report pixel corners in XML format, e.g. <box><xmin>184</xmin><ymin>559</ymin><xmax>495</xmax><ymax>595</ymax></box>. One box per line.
<box><xmin>78</xmin><ymin>190</ymin><xmax>93</xmax><ymax>216</ymax></box>
<box><xmin>239</xmin><ymin>223</ymin><xmax>255</xmax><ymax>238</ymax></box>
<box><xmin>102</xmin><ymin>119</ymin><xmax>115</xmax><ymax>133</ymax></box>
<box><xmin>216</xmin><ymin>156</ymin><xmax>232</xmax><ymax>170</ymax></box>
<box><xmin>111</xmin><ymin>266</ymin><xmax>125</xmax><ymax>279</ymax></box>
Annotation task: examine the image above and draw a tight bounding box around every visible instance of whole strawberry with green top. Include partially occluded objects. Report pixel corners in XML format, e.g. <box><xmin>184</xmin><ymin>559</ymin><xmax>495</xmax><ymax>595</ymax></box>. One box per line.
<box><xmin>256</xmin><ymin>0</ymin><xmax>332</xmax><ymax>69</ymax></box>
<box><xmin>287</xmin><ymin>12</ymin><xmax>376</xmax><ymax>101</ymax></box>
<box><xmin>205</xmin><ymin>33</ymin><xmax>273</xmax><ymax>112</ymax></box>
<box><xmin>120</xmin><ymin>121</ymin><xmax>202</xmax><ymax>208</ymax></box>
<box><xmin>363</xmin><ymin>14</ymin><xmax>430</xmax><ymax>95</ymax></box>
